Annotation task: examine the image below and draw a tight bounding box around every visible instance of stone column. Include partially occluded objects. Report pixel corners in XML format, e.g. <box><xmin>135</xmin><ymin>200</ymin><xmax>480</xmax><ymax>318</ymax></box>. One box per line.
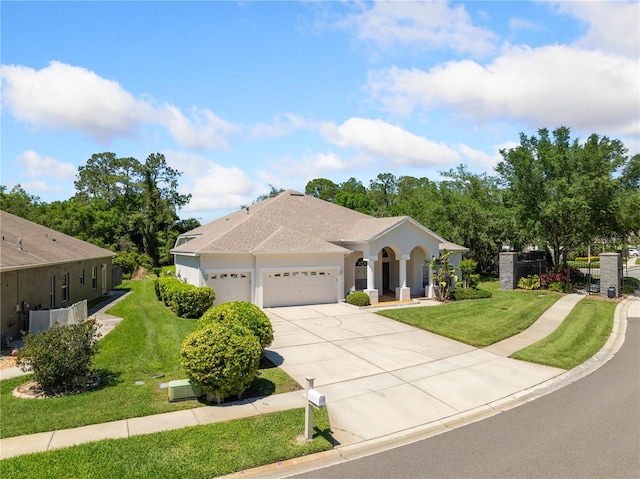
<box><xmin>364</xmin><ymin>257</ymin><xmax>378</xmax><ymax>305</ymax></box>
<box><xmin>499</xmin><ymin>252</ymin><xmax>518</xmax><ymax>290</ymax></box>
<box><xmin>599</xmin><ymin>253</ymin><xmax>622</xmax><ymax>298</ymax></box>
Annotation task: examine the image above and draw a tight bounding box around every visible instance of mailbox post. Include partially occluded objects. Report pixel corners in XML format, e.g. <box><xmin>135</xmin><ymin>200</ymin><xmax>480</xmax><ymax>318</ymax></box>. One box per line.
<box><xmin>304</xmin><ymin>376</ymin><xmax>326</xmax><ymax>441</ymax></box>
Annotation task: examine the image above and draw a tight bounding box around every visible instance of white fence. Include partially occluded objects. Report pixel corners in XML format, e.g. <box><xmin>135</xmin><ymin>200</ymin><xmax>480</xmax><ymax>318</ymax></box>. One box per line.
<box><xmin>28</xmin><ymin>300</ymin><xmax>88</xmax><ymax>334</ymax></box>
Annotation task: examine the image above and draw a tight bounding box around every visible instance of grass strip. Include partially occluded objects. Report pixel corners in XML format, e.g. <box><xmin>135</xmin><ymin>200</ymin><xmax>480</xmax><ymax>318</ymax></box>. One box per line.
<box><xmin>0</xmin><ymin>279</ymin><xmax>299</xmax><ymax>439</ymax></box>
<box><xmin>378</xmin><ymin>282</ymin><xmax>561</xmax><ymax>347</ymax></box>
<box><xmin>0</xmin><ymin>407</ymin><xmax>333</xmax><ymax>478</ymax></box>
<box><xmin>511</xmin><ymin>298</ymin><xmax>615</xmax><ymax>369</ymax></box>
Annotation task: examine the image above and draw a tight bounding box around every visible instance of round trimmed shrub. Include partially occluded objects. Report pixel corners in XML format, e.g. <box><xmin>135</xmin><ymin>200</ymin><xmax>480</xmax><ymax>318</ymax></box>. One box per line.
<box><xmin>198</xmin><ymin>302</ymin><xmax>273</xmax><ymax>349</ymax></box>
<box><xmin>17</xmin><ymin>319</ymin><xmax>101</xmax><ymax>396</ymax></box>
<box><xmin>180</xmin><ymin>322</ymin><xmax>261</xmax><ymax>404</ymax></box>
<box><xmin>346</xmin><ymin>291</ymin><xmax>371</xmax><ymax>307</ymax></box>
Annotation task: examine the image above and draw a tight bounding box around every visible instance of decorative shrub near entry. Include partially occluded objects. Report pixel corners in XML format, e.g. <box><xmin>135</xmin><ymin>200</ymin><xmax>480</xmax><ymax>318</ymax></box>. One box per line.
<box><xmin>180</xmin><ymin>322</ymin><xmax>261</xmax><ymax>404</ymax></box>
<box><xmin>198</xmin><ymin>302</ymin><xmax>273</xmax><ymax>349</ymax></box>
<box><xmin>346</xmin><ymin>291</ymin><xmax>371</xmax><ymax>306</ymax></box>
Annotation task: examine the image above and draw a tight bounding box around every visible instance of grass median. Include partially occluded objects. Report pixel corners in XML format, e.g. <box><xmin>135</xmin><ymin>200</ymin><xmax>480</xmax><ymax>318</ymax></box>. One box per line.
<box><xmin>0</xmin><ymin>407</ymin><xmax>333</xmax><ymax>478</ymax></box>
<box><xmin>377</xmin><ymin>281</ymin><xmax>561</xmax><ymax>347</ymax></box>
<box><xmin>511</xmin><ymin>298</ymin><xmax>615</xmax><ymax>369</ymax></box>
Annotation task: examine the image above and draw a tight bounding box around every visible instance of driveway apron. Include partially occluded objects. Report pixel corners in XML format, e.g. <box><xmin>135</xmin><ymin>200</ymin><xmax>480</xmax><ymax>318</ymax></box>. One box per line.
<box><xmin>264</xmin><ymin>303</ymin><xmax>564</xmax><ymax>447</ymax></box>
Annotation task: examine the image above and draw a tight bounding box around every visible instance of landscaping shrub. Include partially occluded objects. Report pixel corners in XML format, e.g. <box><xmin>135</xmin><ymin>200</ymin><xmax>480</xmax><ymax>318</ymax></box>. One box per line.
<box><xmin>450</xmin><ymin>288</ymin><xmax>493</xmax><ymax>301</ymax></box>
<box><xmin>518</xmin><ymin>275</ymin><xmax>541</xmax><ymax>290</ymax></box>
<box><xmin>459</xmin><ymin>258</ymin><xmax>478</xmax><ymax>288</ymax></box>
<box><xmin>17</xmin><ymin>319</ymin><xmax>101</xmax><ymax>396</ymax></box>
<box><xmin>346</xmin><ymin>291</ymin><xmax>371</xmax><ymax>307</ymax></box>
<box><xmin>198</xmin><ymin>302</ymin><xmax>273</xmax><ymax>349</ymax></box>
<box><xmin>623</xmin><ymin>276</ymin><xmax>639</xmax><ymax>294</ymax></box>
<box><xmin>547</xmin><ymin>281</ymin><xmax>566</xmax><ymax>293</ymax></box>
<box><xmin>180</xmin><ymin>322</ymin><xmax>261</xmax><ymax>404</ymax></box>
<box><xmin>154</xmin><ymin>276</ymin><xmax>215</xmax><ymax>318</ymax></box>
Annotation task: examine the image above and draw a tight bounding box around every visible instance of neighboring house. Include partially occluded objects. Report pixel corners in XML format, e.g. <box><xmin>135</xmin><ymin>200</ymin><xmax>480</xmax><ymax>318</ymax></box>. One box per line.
<box><xmin>172</xmin><ymin>190</ymin><xmax>467</xmax><ymax>308</ymax></box>
<box><xmin>1</xmin><ymin>211</ymin><xmax>115</xmax><ymax>340</ymax></box>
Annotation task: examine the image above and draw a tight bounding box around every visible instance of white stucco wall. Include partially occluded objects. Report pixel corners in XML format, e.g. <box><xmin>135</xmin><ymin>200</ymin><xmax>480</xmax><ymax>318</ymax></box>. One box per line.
<box><xmin>174</xmin><ymin>254</ymin><xmax>204</xmax><ymax>286</ymax></box>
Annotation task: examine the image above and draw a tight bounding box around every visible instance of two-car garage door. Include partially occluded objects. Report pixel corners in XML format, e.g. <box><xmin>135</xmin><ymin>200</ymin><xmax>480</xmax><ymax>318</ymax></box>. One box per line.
<box><xmin>263</xmin><ymin>270</ymin><xmax>337</xmax><ymax>308</ymax></box>
<box><xmin>208</xmin><ymin>269</ymin><xmax>339</xmax><ymax>308</ymax></box>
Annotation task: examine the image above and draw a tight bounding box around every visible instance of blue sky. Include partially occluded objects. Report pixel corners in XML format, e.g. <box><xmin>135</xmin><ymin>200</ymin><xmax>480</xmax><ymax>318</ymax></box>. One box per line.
<box><xmin>2</xmin><ymin>1</ymin><xmax>639</xmax><ymax>223</ymax></box>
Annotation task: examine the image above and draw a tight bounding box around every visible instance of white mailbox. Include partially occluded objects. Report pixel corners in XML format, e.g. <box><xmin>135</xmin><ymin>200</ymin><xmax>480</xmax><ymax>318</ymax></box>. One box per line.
<box><xmin>308</xmin><ymin>388</ymin><xmax>326</xmax><ymax>408</ymax></box>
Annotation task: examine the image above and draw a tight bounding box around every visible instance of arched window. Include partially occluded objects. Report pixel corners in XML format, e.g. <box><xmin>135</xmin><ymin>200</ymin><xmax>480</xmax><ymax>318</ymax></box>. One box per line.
<box><xmin>355</xmin><ymin>258</ymin><xmax>367</xmax><ymax>290</ymax></box>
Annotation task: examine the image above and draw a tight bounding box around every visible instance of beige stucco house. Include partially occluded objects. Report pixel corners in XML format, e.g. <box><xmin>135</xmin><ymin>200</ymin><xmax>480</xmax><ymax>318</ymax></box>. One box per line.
<box><xmin>1</xmin><ymin>211</ymin><xmax>115</xmax><ymax>340</ymax></box>
<box><xmin>171</xmin><ymin>190</ymin><xmax>467</xmax><ymax>308</ymax></box>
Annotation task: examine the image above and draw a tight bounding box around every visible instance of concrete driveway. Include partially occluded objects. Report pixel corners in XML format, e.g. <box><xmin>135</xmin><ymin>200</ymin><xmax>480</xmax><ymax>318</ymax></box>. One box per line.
<box><xmin>264</xmin><ymin>302</ymin><xmax>565</xmax><ymax>447</ymax></box>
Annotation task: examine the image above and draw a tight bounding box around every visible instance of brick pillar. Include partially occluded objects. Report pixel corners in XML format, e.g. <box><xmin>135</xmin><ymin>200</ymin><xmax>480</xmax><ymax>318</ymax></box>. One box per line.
<box><xmin>500</xmin><ymin>252</ymin><xmax>518</xmax><ymax>290</ymax></box>
<box><xmin>599</xmin><ymin>253</ymin><xmax>622</xmax><ymax>298</ymax></box>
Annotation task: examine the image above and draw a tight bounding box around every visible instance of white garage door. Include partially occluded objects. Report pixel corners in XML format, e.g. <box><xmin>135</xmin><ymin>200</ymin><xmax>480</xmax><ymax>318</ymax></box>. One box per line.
<box><xmin>263</xmin><ymin>270</ymin><xmax>337</xmax><ymax>308</ymax></box>
<box><xmin>207</xmin><ymin>272</ymin><xmax>251</xmax><ymax>305</ymax></box>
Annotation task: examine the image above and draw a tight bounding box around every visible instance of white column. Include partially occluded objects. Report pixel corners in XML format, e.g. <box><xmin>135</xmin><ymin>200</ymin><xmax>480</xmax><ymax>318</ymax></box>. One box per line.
<box><xmin>364</xmin><ymin>258</ymin><xmax>378</xmax><ymax>304</ymax></box>
<box><xmin>397</xmin><ymin>255</ymin><xmax>411</xmax><ymax>301</ymax></box>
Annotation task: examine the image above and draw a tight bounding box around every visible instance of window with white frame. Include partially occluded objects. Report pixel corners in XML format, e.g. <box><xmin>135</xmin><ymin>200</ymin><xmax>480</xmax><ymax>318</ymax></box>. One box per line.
<box><xmin>80</xmin><ymin>268</ymin><xmax>85</xmax><ymax>286</ymax></box>
<box><xmin>92</xmin><ymin>266</ymin><xmax>98</xmax><ymax>289</ymax></box>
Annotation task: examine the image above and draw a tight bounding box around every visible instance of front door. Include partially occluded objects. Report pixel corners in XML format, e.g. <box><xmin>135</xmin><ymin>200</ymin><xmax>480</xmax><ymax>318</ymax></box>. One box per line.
<box><xmin>383</xmin><ymin>262</ymin><xmax>390</xmax><ymax>292</ymax></box>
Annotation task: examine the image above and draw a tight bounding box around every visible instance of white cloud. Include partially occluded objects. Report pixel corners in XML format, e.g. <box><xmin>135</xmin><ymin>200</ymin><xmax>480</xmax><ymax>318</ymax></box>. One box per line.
<box><xmin>1</xmin><ymin>62</ymin><xmax>152</xmax><ymax>142</ymax></box>
<box><xmin>21</xmin><ymin>180</ymin><xmax>68</xmax><ymax>196</ymax></box>
<box><xmin>0</xmin><ymin>61</ymin><xmax>237</xmax><ymax>149</ymax></box>
<box><xmin>367</xmin><ymin>44</ymin><xmax>639</xmax><ymax>135</ymax></box>
<box><xmin>250</xmin><ymin>114</ymin><xmax>312</xmax><ymax>140</ymax></box>
<box><xmin>17</xmin><ymin>150</ymin><xmax>77</xmax><ymax>181</ymax></box>
<box><xmin>345</xmin><ymin>1</ymin><xmax>497</xmax><ymax>57</ymax></box>
<box><xmin>550</xmin><ymin>1</ymin><xmax>640</xmax><ymax>57</ymax></box>
<box><xmin>160</xmin><ymin>105</ymin><xmax>236</xmax><ymax>150</ymax></box>
<box><xmin>321</xmin><ymin>117</ymin><xmax>460</xmax><ymax>167</ymax></box>
<box><xmin>166</xmin><ymin>151</ymin><xmax>257</xmax><ymax>217</ymax></box>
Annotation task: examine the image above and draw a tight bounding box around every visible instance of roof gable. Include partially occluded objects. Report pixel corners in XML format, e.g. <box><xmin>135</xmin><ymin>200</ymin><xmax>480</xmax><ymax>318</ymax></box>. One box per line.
<box><xmin>1</xmin><ymin>211</ymin><xmax>115</xmax><ymax>271</ymax></box>
<box><xmin>172</xmin><ymin>190</ymin><xmax>449</xmax><ymax>255</ymax></box>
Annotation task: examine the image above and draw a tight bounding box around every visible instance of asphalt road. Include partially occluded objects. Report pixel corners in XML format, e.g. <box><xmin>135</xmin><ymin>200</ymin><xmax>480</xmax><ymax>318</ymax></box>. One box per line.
<box><xmin>293</xmin><ymin>311</ymin><xmax>639</xmax><ymax>479</ymax></box>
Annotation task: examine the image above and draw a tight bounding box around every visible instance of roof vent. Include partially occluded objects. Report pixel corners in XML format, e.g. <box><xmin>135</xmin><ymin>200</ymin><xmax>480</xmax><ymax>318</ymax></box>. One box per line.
<box><xmin>18</xmin><ymin>238</ymin><xmax>23</xmax><ymax>250</ymax></box>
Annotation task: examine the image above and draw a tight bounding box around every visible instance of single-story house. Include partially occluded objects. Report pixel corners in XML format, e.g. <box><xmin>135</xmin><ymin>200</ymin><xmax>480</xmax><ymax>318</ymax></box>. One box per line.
<box><xmin>171</xmin><ymin>190</ymin><xmax>467</xmax><ymax>308</ymax></box>
<box><xmin>1</xmin><ymin>211</ymin><xmax>116</xmax><ymax>340</ymax></box>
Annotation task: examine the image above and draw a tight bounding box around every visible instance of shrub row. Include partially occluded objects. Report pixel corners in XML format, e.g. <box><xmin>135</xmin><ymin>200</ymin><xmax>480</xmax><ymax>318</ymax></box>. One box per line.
<box><xmin>154</xmin><ymin>276</ymin><xmax>216</xmax><ymax>318</ymax></box>
<box><xmin>450</xmin><ymin>288</ymin><xmax>493</xmax><ymax>301</ymax></box>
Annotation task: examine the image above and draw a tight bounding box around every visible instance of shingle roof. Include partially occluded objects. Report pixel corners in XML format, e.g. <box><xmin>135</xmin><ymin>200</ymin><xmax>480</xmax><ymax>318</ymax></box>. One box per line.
<box><xmin>172</xmin><ymin>190</ymin><xmax>447</xmax><ymax>255</ymax></box>
<box><xmin>0</xmin><ymin>211</ymin><xmax>115</xmax><ymax>271</ymax></box>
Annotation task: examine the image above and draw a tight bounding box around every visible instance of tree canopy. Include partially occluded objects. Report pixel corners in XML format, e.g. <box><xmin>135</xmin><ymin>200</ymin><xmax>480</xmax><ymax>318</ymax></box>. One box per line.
<box><xmin>1</xmin><ymin>152</ymin><xmax>197</xmax><ymax>267</ymax></box>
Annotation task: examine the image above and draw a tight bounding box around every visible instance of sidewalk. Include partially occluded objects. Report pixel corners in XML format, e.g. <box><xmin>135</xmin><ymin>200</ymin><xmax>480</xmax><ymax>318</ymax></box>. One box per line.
<box><xmin>1</xmin><ymin>293</ymin><xmax>635</xmax><ymax>464</ymax></box>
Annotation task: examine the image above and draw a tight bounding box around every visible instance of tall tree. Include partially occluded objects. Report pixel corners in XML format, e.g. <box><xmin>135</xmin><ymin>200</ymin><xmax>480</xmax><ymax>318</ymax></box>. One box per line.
<box><xmin>305</xmin><ymin>178</ymin><xmax>339</xmax><ymax>202</ymax></box>
<box><xmin>496</xmin><ymin>127</ymin><xmax>630</xmax><ymax>270</ymax></box>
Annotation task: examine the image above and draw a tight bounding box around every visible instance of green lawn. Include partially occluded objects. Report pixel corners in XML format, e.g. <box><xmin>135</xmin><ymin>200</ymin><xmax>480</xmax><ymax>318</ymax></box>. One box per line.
<box><xmin>511</xmin><ymin>298</ymin><xmax>615</xmax><ymax>369</ymax></box>
<box><xmin>0</xmin><ymin>407</ymin><xmax>333</xmax><ymax>479</ymax></box>
<box><xmin>378</xmin><ymin>281</ymin><xmax>562</xmax><ymax>347</ymax></box>
<box><xmin>0</xmin><ymin>280</ymin><xmax>299</xmax><ymax>439</ymax></box>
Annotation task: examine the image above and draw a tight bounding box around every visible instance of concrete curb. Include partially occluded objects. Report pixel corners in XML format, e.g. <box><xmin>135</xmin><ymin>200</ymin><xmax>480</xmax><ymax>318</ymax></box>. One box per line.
<box><xmin>222</xmin><ymin>295</ymin><xmax>637</xmax><ymax>479</ymax></box>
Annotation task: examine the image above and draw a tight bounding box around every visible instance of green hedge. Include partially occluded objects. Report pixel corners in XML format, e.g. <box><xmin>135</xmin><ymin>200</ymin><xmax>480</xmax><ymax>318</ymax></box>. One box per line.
<box><xmin>450</xmin><ymin>288</ymin><xmax>493</xmax><ymax>301</ymax></box>
<box><xmin>198</xmin><ymin>302</ymin><xmax>273</xmax><ymax>349</ymax></box>
<box><xmin>346</xmin><ymin>291</ymin><xmax>371</xmax><ymax>307</ymax></box>
<box><xmin>153</xmin><ymin>276</ymin><xmax>216</xmax><ymax>318</ymax></box>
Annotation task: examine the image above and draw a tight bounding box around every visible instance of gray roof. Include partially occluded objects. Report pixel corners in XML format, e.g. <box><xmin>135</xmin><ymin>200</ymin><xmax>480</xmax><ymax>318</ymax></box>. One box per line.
<box><xmin>1</xmin><ymin>211</ymin><xmax>115</xmax><ymax>272</ymax></box>
<box><xmin>172</xmin><ymin>190</ymin><xmax>453</xmax><ymax>255</ymax></box>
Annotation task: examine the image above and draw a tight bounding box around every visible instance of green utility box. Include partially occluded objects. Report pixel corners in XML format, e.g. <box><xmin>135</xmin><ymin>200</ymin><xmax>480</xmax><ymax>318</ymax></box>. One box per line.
<box><xmin>167</xmin><ymin>379</ymin><xmax>202</xmax><ymax>402</ymax></box>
